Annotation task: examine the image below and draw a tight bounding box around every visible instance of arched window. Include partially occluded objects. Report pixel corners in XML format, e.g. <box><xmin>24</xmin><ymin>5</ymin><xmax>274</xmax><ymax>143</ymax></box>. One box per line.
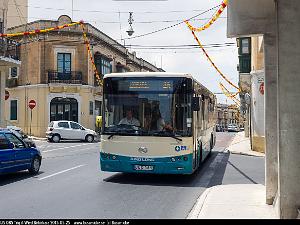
<box><xmin>50</xmin><ymin>98</ymin><xmax>78</xmax><ymax>122</ymax></box>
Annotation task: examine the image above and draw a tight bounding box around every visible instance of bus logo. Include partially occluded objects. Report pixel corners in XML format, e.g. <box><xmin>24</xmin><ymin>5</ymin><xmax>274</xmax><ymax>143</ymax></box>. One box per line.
<box><xmin>175</xmin><ymin>146</ymin><xmax>187</xmax><ymax>152</ymax></box>
<box><xmin>175</xmin><ymin>146</ymin><xmax>181</xmax><ymax>152</ymax></box>
<box><xmin>138</xmin><ymin>147</ymin><xmax>148</xmax><ymax>154</ymax></box>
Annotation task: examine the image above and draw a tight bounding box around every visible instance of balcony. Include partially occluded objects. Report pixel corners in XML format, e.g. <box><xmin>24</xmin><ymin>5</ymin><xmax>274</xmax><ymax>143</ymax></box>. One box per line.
<box><xmin>0</xmin><ymin>38</ymin><xmax>20</xmax><ymax>60</ymax></box>
<box><xmin>6</xmin><ymin>78</ymin><xmax>18</xmax><ymax>88</ymax></box>
<box><xmin>48</xmin><ymin>71</ymin><xmax>83</xmax><ymax>84</ymax></box>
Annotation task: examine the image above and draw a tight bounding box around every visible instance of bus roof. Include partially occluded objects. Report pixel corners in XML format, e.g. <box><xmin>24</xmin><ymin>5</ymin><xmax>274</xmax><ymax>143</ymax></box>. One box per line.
<box><xmin>104</xmin><ymin>72</ymin><xmax>193</xmax><ymax>79</ymax></box>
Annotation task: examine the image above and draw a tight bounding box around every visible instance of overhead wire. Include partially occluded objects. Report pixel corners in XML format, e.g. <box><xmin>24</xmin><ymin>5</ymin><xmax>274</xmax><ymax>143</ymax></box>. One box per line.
<box><xmin>122</xmin><ymin>4</ymin><xmax>221</xmax><ymax>40</ymax></box>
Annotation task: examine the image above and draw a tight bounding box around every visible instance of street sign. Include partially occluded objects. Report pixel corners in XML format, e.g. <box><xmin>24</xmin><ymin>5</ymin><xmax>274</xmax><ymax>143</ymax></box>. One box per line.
<box><xmin>28</xmin><ymin>100</ymin><xmax>36</xmax><ymax>109</ymax></box>
<box><xmin>5</xmin><ymin>90</ymin><xmax>9</xmax><ymax>100</ymax></box>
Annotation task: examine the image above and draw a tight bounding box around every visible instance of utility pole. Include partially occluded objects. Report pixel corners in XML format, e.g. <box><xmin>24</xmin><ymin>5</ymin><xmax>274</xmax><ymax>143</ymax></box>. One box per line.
<box><xmin>71</xmin><ymin>0</ymin><xmax>74</xmax><ymax>21</ymax></box>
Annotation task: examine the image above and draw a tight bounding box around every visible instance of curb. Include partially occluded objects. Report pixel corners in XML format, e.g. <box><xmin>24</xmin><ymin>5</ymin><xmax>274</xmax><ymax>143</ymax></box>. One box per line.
<box><xmin>187</xmin><ymin>186</ymin><xmax>215</xmax><ymax>219</ymax></box>
<box><xmin>29</xmin><ymin>136</ymin><xmax>47</xmax><ymax>141</ymax></box>
<box><xmin>227</xmin><ymin>149</ymin><xmax>265</xmax><ymax>157</ymax></box>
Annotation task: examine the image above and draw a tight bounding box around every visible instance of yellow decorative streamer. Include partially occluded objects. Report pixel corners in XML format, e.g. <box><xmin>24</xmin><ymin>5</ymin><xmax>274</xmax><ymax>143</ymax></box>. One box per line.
<box><xmin>219</xmin><ymin>82</ymin><xmax>240</xmax><ymax>105</ymax></box>
<box><xmin>185</xmin><ymin>0</ymin><xmax>228</xmax><ymax>32</ymax></box>
<box><xmin>80</xmin><ymin>23</ymin><xmax>103</xmax><ymax>87</ymax></box>
<box><xmin>185</xmin><ymin>25</ymin><xmax>240</xmax><ymax>91</ymax></box>
<box><xmin>0</xmin><ymin>21</ymin><xmax>81</xmax><ymax>38</ymax></box>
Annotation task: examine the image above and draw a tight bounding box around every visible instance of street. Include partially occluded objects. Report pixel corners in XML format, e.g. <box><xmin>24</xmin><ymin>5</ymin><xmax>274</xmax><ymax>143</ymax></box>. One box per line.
<box><xmin>0</xmin><ymin>132</ymin><xmax>265</xmax><ymax>219</ymax></box>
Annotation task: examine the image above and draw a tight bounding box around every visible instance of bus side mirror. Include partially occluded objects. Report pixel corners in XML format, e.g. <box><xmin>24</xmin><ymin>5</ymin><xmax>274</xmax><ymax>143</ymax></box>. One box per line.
<box><xmin>192</xmin><ymin>97</ymin><xmax>200</xmax><ymax>111</ymax></box>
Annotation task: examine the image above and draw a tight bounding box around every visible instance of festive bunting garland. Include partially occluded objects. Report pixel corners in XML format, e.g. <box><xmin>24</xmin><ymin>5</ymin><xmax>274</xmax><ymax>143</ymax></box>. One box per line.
<box><xmin>219</xmin><ymin>82</ymin><xmax>240</xmax><ymax>105</ymax></box>
<box><xmin>80</xmin><ymin>23</ymin><xmax>103</xmax><ymax>87</ymax></box>
<box><xmin>185</xmin><ymin>0</ymin><xmax>228</xmax><ymax>32</ymax></box>
<box><xmin>1</xmin><ymin>20</ymin><xmax>103</xmax><ymax>87</ymax></box>
<box><xmin>0</xmin><ymin>21</ymin><xmax>82</xmax><ymax>38</ymax></box>
<box><xmin>186</xmin><ymin>26</ymin><xmax>240</xmax><ymax>91</ymax></box>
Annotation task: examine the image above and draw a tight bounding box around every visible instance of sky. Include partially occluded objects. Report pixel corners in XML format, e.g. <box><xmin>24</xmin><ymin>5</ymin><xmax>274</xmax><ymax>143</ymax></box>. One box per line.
<box><xmin>24</xmin><ymin>0</ymin><xmax>239</xmax><ymax>104</ymax></box>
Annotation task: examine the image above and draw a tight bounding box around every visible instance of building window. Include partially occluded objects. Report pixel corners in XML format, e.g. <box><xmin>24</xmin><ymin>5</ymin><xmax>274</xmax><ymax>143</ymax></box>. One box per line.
<box><xmin>57</xmin><ymin>53</ymin><xmax>71</xmax><ymax>79</ymax></box>
<box><xmin>10</xmin><ymin>100</ymin><xmax>18</xmax><ymax>120</ymax></box>
<box><xmin>89</xmin><ymin>101</ymin><xmax>94</xmax><ymax>115</ymax></box>
<box><xmin>50</xmin><ymin>97</ymin><xmax>78</xmax><ymax>122</ymax></box>
<box><xmin>95</xmin><ymin>54</ymin><xmax>112</xmax><ymax>78</ymax></box>
<box><xmin>9</xmin><ymin>67</ymin><xmax>19</xmax><ymax>78</ymax></box>
<box><xmin>95</xmin><ymin>100</ymin><xmax>102</xmax><ymax>116</ymax></box>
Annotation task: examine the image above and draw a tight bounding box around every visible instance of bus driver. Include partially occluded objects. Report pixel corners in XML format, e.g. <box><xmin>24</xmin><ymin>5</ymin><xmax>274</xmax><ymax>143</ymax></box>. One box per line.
<box><xmin>119</xmin><ymin>109</ymin><xmax>140</xmax><ymax>127</ymax></box>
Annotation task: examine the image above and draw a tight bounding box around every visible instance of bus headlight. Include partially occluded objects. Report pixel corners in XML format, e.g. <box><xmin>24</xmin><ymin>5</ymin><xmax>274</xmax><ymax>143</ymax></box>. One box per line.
<box><xmin>171</xmin><ymin>157</ymin><xmax>176</xmax><ymax>162</ymax></box>
<box><xmin>112</xmin><ymin>155</ymin><xmax>117</xmax><ymax>160</ymax></box>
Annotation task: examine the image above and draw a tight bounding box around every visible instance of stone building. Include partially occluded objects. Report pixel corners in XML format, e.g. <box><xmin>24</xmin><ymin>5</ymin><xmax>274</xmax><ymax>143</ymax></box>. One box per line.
<box><xmin>0</xmin><ymin>0</ymin><xmax>22</xmax><ymax>127</ymax></box>
<box><xmin>238</xmin><ymin>36</ymin><xmax>265</xmax><ymax>153</ymax></box>
<box><xmin>5</xmin><ymin>15</ymin><xmax>163</xmax><ymax>137</ymax></box>
<box><xmin>228</xmin><ymin>0</ymin><xmax>300</xmax><ymax>218</ymax></box>
<box><xmin>216</xmin><ymin>103</ymin><xmax>241</xmax><ymax>130</ymax></box>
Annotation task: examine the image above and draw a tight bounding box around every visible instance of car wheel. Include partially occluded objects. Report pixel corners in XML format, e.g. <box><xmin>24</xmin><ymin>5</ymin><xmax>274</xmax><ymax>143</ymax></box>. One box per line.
<box><xmin>52</xmin><ymin>134</ymin><xmax>61</xmax><ymax>143</ymax></box>
<box><xmin>85</xmin><ymin>135</ymin><xmax>94</xmax><ymax>143</ymax></box>
<box><xmin>28</xmin><ymin>156</ymin><xmax>41</xmax><ymax>175</ymax></box>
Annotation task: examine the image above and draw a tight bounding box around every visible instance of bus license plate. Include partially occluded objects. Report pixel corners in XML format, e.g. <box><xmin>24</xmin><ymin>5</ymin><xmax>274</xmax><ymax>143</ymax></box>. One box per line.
<box><xmin>134</xmin><ymin>165</ymin><xmax>154</xmax><ymax>171</ymax></box>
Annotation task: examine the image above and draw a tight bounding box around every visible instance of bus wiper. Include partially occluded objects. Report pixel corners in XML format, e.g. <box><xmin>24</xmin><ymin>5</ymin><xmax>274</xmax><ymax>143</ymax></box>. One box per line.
<box><xmin>108</xmin><ymin>134</ymin><xmax>115</xmax><ymax>140</ymax></box>
<box><xmin>107</xmin><ymin>128</ymin><xmax>141</xmax><ymax>139</ymax></box>
<box><xmin>152</xmin><ymin>131</ymin><xmax>183</xmax><ymax>142</ymax></box>
<box><xmin>170</xmin><ymin>134</ymin><xmax>183</xmax><ymax>142</ymax></box>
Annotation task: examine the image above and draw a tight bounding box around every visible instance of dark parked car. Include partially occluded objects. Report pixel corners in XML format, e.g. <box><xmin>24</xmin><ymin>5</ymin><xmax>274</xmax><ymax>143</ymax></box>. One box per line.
<box><xmin>0</xmin><ymin>130</ymin><xmax>42</xmax><ymax>175</ymax></box>
<box><xmin>2</xmin><ymin>128</ymin><xmax>36</xmax><ymax>148</ymax></box>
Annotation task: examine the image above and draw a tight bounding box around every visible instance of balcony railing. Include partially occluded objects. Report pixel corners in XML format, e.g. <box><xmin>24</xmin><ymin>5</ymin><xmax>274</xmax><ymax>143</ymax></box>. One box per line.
<box><xmin>48</xmin><ymin>71</ymin><xmax>83</xmax><ymax>84</ymax></box>
<box><xmin>0</xmin><ymin>38</ymin><xmax>20</xmax><ymax>60</ymax></box>
<box><xmin>6</xmin><ymin>78</ymin><xmax>18</xmax><ymax>88</ymax></box>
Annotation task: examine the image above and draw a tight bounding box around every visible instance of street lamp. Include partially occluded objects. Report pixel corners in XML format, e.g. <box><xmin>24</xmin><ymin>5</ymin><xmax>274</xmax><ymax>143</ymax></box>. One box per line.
<box><xmin>126</xmin><ymin>12</ymin><xmax>134</xmax><ymax>36</ymax></box>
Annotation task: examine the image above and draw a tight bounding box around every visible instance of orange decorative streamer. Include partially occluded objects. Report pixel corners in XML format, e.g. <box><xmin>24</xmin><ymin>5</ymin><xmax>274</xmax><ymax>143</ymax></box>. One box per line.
<box><xmin>0</xmin><ymin>21</ymin><xmax>81</xmax><ymax>38</ymax></box>
<box><xmin>219</xmin><ymin>82</ymin><xmax>240</xmax><ymax>105</ymax></box>
<box><xmin>80</xmin><ymin>23</ymin><xmax>103</xmax><ymax>87</ymax></box>
<box><xmin>184</xmin><ymin>0</ymin><xmax>228</xmax><ymax>32</ymax></box>
<box><xmin>186</xmin><ymin>26</ymin><xmax>240</xmax><ymax>91</ymax></box>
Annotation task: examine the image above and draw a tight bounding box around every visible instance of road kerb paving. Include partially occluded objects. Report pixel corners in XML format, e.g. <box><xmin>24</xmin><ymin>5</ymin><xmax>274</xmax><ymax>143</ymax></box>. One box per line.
<box><xmin>29</xmin><ymin>136</ymin><xmax>47</xmax><ymax>141</ymax></box>
<box><xmin>187</xmin><ymin>186</ymin><xmax>215</xmax><ymax>219</ymax></box>
<box><xmin>187</xmin><ymin>184</ymin><xmax>277</xmax><ymax>219</ymax></box>
<box><xmin>226</xmin><ymin>132</ymin><xmax>265</xmax><ymax>157</ymax></box>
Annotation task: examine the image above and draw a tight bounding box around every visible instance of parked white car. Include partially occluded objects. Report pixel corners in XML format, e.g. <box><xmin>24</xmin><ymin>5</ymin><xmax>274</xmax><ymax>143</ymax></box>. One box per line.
<box><xmin>46</xmin><ymin>121</ymin><xmax>97</xmax><ymax>143</ymax></box>
<box><xmin>227</xmin><ymin>124</ymin><xmax>240</xmax><ymax>132</ymax></box>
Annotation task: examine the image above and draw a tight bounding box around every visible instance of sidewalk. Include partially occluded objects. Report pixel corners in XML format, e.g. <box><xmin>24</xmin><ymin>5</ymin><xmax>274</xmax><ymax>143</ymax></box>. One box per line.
<box><xmin>188</xmin><ymin>184</ymin><xmax>278</xmax><ymax>219</ymax></box>
<box><xmin>28</xmin><ymin>136</ymin><xmax>47</xmax><ymax>141</ymax></box>
<box><xmin>187</xmin><ymin>132</ymin><xmax>275</xmax><ymax>219</ymax></box>
<box><xmin>226</xmin><ymin>131</ymin><xmax>265</xmax><ymax>157</ymax></box>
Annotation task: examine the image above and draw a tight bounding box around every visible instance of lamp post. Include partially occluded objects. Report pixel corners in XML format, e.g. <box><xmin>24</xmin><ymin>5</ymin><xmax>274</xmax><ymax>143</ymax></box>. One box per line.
<box><xmin>126</xmin><ymin>12</ymin><xmax>134</xmax><ymax>36</ymax></box>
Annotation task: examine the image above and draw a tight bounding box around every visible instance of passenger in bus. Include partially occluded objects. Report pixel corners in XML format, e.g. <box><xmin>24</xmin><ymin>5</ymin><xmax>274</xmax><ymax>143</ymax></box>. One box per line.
<box><xmin>119</xmin><ymin>109</ymin><xmax>141</xmax><ymax>127</ymax></box>
<box><xmin>150</xmin><ymin>110</ymin><xmax>173</xmax><ymax>132</ymax></box>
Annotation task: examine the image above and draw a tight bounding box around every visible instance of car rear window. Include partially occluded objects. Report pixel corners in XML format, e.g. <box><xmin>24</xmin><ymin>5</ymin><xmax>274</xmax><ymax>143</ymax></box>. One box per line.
<box><xmin>0</xmin><ymin>133</ymin><xmax>10</xmax><ymax>150</ymax></box>
<box><xmin>58</xmin><ymin>122</ymin><xmax>69</xmax><ymax>128</ymax></box>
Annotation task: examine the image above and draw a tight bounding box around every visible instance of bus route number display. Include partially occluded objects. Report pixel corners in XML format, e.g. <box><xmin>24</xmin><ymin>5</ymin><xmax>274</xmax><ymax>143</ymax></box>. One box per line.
<box><xmin>118</xmin><ymin>80</ymin><xmax>173</xmax><ymax>91</ymax></box>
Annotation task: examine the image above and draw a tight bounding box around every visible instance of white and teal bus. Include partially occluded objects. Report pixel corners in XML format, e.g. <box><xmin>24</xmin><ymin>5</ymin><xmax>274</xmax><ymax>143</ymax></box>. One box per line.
<box><xmin>100</xmin><ymin>72</ymin><xmax>217</xmax><ymax>174</ymax></box>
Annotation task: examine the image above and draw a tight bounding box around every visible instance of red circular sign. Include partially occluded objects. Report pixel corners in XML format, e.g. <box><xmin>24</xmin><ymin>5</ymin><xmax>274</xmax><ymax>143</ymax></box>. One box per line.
<box><xmin>5</xmin><ymin>90</ymin><xmax>9</xmax><ymax>100</ymax></box>
<box><xmin>28</xmin><ymin>100</ymin><xmax>36</xmax><ymax>109</ymax></box>
<box><xmin>259</xmin><ymin>82</ymin><xmax>264</xmax><ymax>95</ymax></box>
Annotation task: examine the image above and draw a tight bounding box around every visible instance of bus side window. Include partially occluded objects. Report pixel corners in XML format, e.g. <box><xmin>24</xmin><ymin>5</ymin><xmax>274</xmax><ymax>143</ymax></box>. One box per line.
<box><xmin>197</xmin><ymin>96</ymin><xmax>202</xmax><ymax>129</ymax></box>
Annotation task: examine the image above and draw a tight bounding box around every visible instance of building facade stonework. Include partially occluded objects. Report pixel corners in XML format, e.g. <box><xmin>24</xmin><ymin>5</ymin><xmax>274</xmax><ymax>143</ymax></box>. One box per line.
<box><xmin>5</xmin><ymin>15</ymin><xmax>163</xmax><ymax>137</ymax></box>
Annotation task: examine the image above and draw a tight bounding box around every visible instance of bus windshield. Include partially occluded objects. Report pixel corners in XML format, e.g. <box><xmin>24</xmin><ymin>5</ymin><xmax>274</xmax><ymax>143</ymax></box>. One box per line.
<box><xmin>103</xmin><ymin>77</ymin><xmax>193</xmax><ymax>137</ymax></box>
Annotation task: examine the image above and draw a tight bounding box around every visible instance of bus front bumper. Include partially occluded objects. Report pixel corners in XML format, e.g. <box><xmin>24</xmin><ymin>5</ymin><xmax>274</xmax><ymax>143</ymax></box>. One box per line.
<box><xmin>100</xmin><ymin>153</ymin><xmax>194</xmax><ymax>174</ymax></box>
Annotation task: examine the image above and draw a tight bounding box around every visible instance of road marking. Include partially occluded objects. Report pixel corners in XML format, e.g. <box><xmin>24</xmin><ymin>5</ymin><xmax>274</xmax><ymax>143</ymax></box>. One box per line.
<box><xmin>42</xmin><ymin>143</ymin><xmax>94</xmax><ymax>153</ymax></box>
<box><xmin>38</xmin><ymin>164</ymin><xmax>85</xmax><ymax>180</ymax></box>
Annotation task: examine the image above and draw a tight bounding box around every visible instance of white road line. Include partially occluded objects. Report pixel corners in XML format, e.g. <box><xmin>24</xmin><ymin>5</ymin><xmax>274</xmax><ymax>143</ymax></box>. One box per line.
<box><xmin>42</xmin><ymin>143</ymin><xmax>93</xmax><ymax>153</ymax></box>
<box><xmin>38</xmin><ymin>164</ymin><xmax>85</xmax><ymax>181</ymax></box>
